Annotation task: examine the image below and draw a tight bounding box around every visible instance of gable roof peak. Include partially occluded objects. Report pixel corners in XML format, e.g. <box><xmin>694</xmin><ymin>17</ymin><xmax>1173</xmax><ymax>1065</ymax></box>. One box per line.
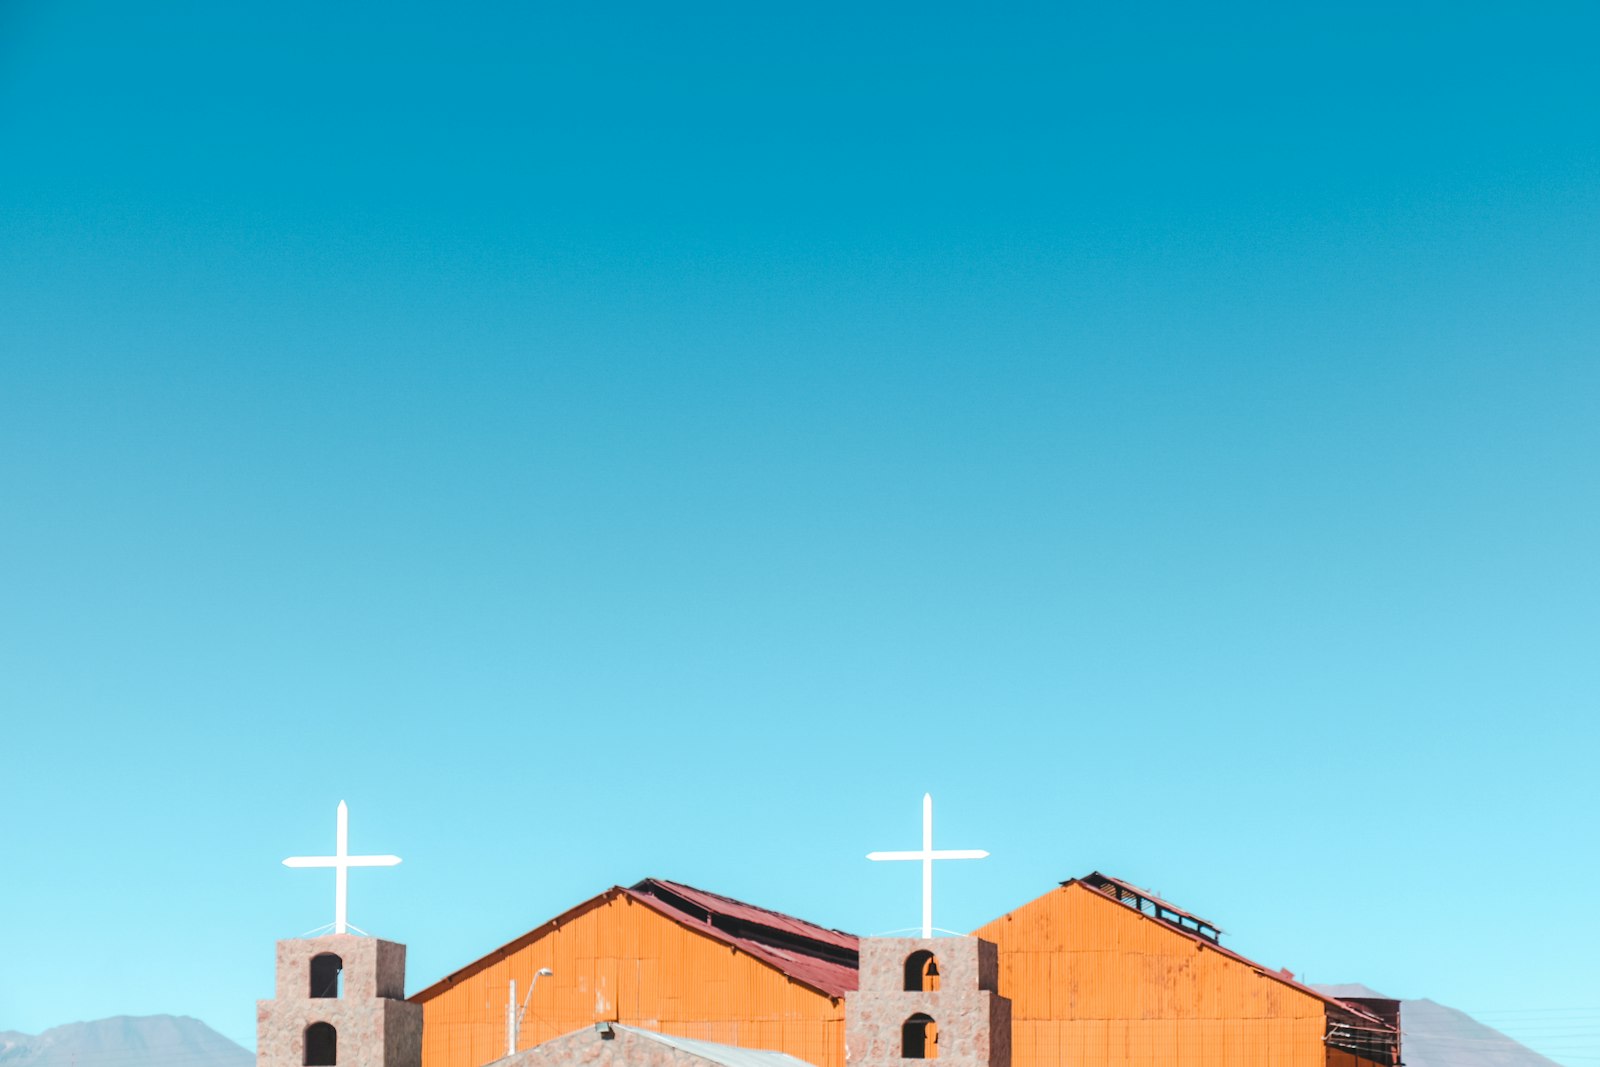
<box><xmin>1065</xmin><ymin>871</ymin><xmax>1225</xmax><ymax>942</ymax></box>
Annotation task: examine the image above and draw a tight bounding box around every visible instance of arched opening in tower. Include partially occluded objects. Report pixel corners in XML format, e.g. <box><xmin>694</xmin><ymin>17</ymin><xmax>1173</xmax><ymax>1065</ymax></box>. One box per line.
<box><xmin>902</xmin><ymin>1014</ymin><xmax>938</xmax><ymax>1059</ymax></box>
<box><xmin>310</xmin><ymin>954</ymin><xmax>344</xmax><ymax>999</ymax></box>
<box><xmin>304</xmin><ymin>1022</ymin><xmax>337</xmax><ymax>1066</ymax></box>
<box><xmin>904</xmin><ymin>950</ymin><xmax>941</xmax><ymax>992</ymax></box>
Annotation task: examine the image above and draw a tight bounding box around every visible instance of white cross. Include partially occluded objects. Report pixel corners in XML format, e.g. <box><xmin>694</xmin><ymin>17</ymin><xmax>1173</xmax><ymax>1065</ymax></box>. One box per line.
<box><xmin>283</xmin><ymin>801</ymin><xmax>401</xmax><ymax>935</ymax></box>
<box><xmin>867</xmin><ymin>793</ymin><xmax>988</xmax><ymax>939</ymax></box>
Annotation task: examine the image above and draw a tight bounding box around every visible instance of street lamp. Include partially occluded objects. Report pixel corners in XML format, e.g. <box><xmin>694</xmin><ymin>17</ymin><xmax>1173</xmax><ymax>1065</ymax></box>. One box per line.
<box><xmin>506</xmin><ymin>967</ymin><xmax>554</xmax><ymax>1057</ymax></box>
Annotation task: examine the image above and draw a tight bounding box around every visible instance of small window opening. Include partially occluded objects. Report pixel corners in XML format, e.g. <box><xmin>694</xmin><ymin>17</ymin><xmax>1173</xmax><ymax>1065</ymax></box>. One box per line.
<box><xmin>904</xmin><ymin>951</ymin><xmax>941</xmax><ymax>992</ymax></box>
<box><xmin>902</xmin><ymin>1014</ymin><xmax>938</xmax><ymax>1060</ymax></box>
<box><xmin>310</xmin><ymin>954</ymin><xmax>343</xmax><ymax>999</ymax></box>
<box><xmin>304</xmin><ymin>1023</ymin><xmax>337</xmax><ymax>1066</ymax></box>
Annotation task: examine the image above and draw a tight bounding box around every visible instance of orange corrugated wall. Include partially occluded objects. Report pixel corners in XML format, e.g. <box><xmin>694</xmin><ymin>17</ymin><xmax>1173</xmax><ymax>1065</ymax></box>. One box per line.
<box><xmin>972</xmin><ymin>883</ymin><xmax>1332</xmax><ymax>1067</ymax></box>
<box><xmin>415</xmin><ymin>891</ymin><xmax>845</xmax><ymax>1067</ymax></box>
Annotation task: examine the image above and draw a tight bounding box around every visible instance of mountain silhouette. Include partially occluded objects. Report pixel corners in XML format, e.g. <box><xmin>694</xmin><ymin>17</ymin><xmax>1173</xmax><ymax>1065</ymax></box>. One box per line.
<box><xmin>0</xmin><ymin>1016</ymin><xmax>251</xmax><ymax>1067</ymax></box>
<box><xmin>1315</xmin><ymin>983</ymin><xmax>1567</xmax><ymax>1067</ymax></box>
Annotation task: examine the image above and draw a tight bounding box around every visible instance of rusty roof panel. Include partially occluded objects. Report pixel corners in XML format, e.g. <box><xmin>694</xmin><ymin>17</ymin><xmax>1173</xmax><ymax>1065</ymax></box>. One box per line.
<box><xmin>626</xmin><ymin>879</ymin><xmax>859</xmax><ymax>998</ymax></box>
<box><xmin>632</xmin><ymin>879</ymin><xmax>859</xmax><ymax>955</ymax></box>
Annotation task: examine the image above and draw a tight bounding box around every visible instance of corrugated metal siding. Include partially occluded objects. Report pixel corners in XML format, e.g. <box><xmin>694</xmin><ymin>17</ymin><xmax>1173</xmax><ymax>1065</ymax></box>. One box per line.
<box><xmin>973</xmin><ymin>884</ymin><xmax>1330</xmax><ymax>1067</ymax></box>
<box><xmin>419</xmin><ymin>892</ymin><xmax>845</xmax><ymax>1067</ymax></box>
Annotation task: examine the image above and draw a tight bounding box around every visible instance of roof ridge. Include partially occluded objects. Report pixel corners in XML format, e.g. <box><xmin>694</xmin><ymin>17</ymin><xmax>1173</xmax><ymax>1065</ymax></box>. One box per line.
<box><xmin>621</xmin><ymin>887</ymin><xmax>858</xmax><ymax>998</ymax></box>
<box><xmin>1070</xmin><ymin>871</ymin><xmax>1226</xmax><ymax>936</ymax></box>
<box><xmin>409</xmin><ymin>885</ymin><xmax>629</xmax><ymax>1003</ymax></box>
<box><xmin>635</xmin><ymin>878</ymin><xmax>859</xmax><ymax>939</ymax></box>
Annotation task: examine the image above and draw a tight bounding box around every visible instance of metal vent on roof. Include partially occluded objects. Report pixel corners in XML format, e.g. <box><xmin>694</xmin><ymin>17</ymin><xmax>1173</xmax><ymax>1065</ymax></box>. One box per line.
<box><xmin>1080</xmin><ymin>872</ymin><xmax>1223</xmax><ymax>944</ymax></box>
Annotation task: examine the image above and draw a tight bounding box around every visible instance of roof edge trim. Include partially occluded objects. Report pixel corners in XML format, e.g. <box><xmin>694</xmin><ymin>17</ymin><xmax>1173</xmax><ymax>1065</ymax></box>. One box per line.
<box><xmin>409</xmin><ymin>886</ymin><xmax>627</xmax><ymax>1004</ymax></box>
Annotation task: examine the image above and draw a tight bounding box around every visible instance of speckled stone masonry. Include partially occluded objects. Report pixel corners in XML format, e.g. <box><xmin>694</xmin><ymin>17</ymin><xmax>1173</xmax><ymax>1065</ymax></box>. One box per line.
<box><xmin>845</xmin><ymin>938</ymin><xmax>1010</xmax><ymax>1067</ymax></box>
<box><xmin>257</xmin><ymin>935</ymin><xmax>422</xmax><ymax>1067</ymax></box>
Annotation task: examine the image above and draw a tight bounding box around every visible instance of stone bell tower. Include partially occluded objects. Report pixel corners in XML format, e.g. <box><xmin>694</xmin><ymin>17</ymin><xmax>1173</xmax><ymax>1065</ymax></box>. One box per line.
<box><xmin>260</xmin><ymin>802</ymin><xmax>419</xmax><ymax>1067</ymax></box>
<box><xmin>256</xmin><ymin>934</ymin><xmax>422</xmax><ymax>1067</ymax></box>
<box><xmin>846</xmin><ymin>937</ymin><xmax>1010</xmax><ymax>1067</ymax></box>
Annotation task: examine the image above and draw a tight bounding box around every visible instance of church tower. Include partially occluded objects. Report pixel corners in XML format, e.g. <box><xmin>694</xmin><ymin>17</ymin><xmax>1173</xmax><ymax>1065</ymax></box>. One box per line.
<box><xmin>261</xmin><ymin>802</ymin><xmax>418</xmax><ymax>1067</ymax></box>
<box><xmin>256</xmin><ymin>934</ymin><xmax>423</xmax><ymax>1067</ymax></box>
<box><xmin>846</xmin><ymin>937</ymin><xmax>1011</xmax><ymax>1067</ymax></box>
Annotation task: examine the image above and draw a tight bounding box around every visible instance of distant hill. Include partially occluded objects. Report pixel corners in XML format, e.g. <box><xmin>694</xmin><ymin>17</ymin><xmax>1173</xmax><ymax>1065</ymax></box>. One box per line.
<box><xmin>0</xmin><ymin>1016</ymin><xmax>251</xmax><ymax>1067</ymax></box>
<box><xmin>1315</xmin><ymin>983</ymin><xmax>1566</xmax><ymax>1067</ymax></box>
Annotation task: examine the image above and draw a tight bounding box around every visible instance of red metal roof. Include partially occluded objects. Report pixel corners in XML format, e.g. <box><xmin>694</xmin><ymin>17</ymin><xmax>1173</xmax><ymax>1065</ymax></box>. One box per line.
<box><xmin>626</xmin><ymin>879</ymin><xmax>860</xmax><ymax>998</ymax></box>
<box><xmin>631</xmin><ymin>879</ymin><xmax>860</xmax><ymax>955</ymax></box>
<box><xmin>410</xmin><ymin>878</ymin><xmax>860</xmax><ymax>1005</ymax></box>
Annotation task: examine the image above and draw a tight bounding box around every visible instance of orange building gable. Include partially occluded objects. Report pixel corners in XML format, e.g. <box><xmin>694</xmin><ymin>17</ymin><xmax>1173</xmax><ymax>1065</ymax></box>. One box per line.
<box><xmin>410</xmin><ymin>880</ymin><xmax>859</xmax><ymax>1067</ymax></box>
<box><xmin>971</xmin><ymin>873</ymin><xmax>1399</xmax><ymax>1067</ymax></box>
<box><xmin>413</xmin><ymin>873</ymin><xmax>1398</xmax><ymax>1067</ymax></box>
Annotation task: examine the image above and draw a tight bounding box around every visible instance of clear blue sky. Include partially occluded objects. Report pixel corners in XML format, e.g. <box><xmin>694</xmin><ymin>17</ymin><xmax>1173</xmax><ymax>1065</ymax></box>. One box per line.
<box><xmin>2</xmin><ymin>2</ymin><xmax>1596</xmax><ymax>1064</ymax></box>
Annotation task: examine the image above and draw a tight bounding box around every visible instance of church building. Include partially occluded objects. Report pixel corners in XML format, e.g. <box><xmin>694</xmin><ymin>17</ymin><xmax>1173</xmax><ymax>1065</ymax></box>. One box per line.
<box><xmin>261</xmin><ymin>802</ymin><xmax>1398</xmax><ymax>1067</ymax></box>
<box><xmin>407</xmin><ymin>873</ymin><xmax>1399</xmax><ymax>1067</ymax></box>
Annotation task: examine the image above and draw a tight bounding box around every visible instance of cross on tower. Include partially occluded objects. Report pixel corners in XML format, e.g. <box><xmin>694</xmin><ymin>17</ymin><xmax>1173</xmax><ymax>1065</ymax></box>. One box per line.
<box><xmin>867</xmin><ymin>793</ymin><xmax>988</xmax><ymax>938</ymax></box>
<box><xmin>283</xmin><ymin>800</ymin><xmax>401</xmax><ymax>934</ymax></box>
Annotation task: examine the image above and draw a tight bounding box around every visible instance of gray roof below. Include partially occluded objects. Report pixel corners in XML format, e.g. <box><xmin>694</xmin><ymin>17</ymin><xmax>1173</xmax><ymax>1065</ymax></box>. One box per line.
<box><xmin>612</xmin><ymin>1027</ymin><xmax>815</xmax><ymax>1067</ymax></box>
<box><xmin>492</xmin><ymin>1024</ymin><xmax>817</xmax><ymax>1067</ymax></box>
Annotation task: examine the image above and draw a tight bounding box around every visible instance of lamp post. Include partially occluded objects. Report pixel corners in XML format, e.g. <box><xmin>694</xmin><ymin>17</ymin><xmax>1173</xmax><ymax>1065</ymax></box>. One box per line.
<box><xmin>506</xmin><ymin>968</ymin><xmax>554</xmax><ymax>1057</ymax></box>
